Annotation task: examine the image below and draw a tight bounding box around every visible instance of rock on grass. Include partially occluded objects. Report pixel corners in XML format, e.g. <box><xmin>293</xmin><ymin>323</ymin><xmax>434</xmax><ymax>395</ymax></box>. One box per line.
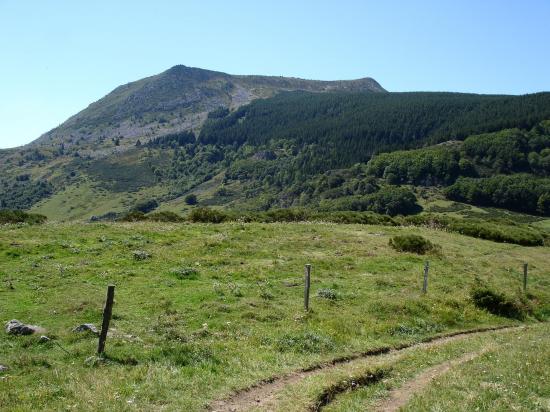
<box><xmin>5</xmin><ymin>319</ymin><xmax>45</xmax><ymax>335</ymax></box>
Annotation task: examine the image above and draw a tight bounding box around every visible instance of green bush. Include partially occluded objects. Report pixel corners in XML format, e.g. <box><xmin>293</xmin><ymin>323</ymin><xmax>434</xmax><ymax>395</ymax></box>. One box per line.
<box><xmin>262</xmin><ymin>208</ymin><xmax>310</xmax><ymax>222</ymax></box>
<box><xmin>188</xmin><ymin>207</ymin><xmax>228</xmax><ymax>223</ymax></box>
<box><xmin>119</xmin><ymin>211</ymin><xmax>147</xmax><ymax>222</ymax></box>
<box><xmin>400</xmin><ymin>214</ymin><xmax>545</xmax><ymax>247</ymax></box>
<box><xmin>389</xmin><ymin>234</ymin><xmax>436</xmax><ymax>254</ymax></box>
<box><xmin>313</xmin><ymin>211</ymin><xmax>397</xmax><ymax>225</ymax></box>
<box><xmin>185</xmin><ymin>194</ymin><xmax>198</xmax><ymax>205</ymax></box>
<box><xmin>319</xmin><ymin>186</ymin><xmax>422</xmax><ymax>216</ymax></box>
<box><xmin>0</xmin><ymin>210</ymin><xmax>47</xmax><ymax>225</ymax></box>
<box><xmin>148</xmin><ymin>211</ymin><xmax>184</xmax><ymax>222</ymax></box>
<box><xmin>132</xmin><ymin>199</ymin><xmax>159</xmax><ymax>213</ymax></box>
<box><xmin>471</xmin><ymin>287</ymin><xmax>527</xmax><ymax>320</ymax></box>
<box><xmin>317</xmin><ymin>288</ymin><xmax>339</xmax><ymax>300</ymax></box>
<box><xmin>171</xmin><ymin>267</ymin><xmax>199</xmax><ymax>279</ymax></box>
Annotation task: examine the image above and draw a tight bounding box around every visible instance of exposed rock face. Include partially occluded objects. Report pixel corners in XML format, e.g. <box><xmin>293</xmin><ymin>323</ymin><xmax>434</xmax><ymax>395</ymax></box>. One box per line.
<box><xmin>5</xmin><ymin>319</ymin><xmax>44</xmax><ymax>335</ymax></box>
<box><xmin>72</xmin><ymin>323</ymin><xmax>99</xmax><ymax>335</ymax></box>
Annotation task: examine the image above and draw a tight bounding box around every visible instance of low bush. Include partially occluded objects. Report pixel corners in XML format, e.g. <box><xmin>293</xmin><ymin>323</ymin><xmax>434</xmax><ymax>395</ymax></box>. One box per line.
<box><xmin>184</xmin><ymin>194</ymin><xmax>198</xmax><ymax>205</ymax></box>
<box><xmin>132</xmin><ymin>199</ymin><xmax>159</xmax><ymax>213</ymax></box>
<box><xmin>188</xmin><ymin>207</ymin><xmax>228</xmax><ymax>223</ymax></box>
<box><xmin>262</xmin><ymin>208</ymin><xmax>310</xmax><ymax>222</ymax></box>
<box><xmin>471</xmin><ymin>287</ymin><xmax>527</xmax><ymax>320</ymax></box>
<box><xmin>148</xmin><ymin>211</ymin><xmax>185</xmax><ymax>222</ymax></box>
<box><xmin>119</xmin><ymin>211</ymin><xmax>147</xmax><ymax>222</ymax></box>
<box><xmin>447</xmin><ymin>220</ymin><xmax>544</xmax><ymax>246</ymax></box>
<box><xmin>171</xmin><ymin>267</ymin><xmax>199</xmax><ymax>279</ymax></box>
<box><xmin>0</xmin><ymin>209</ymin><xmax>47</xmax><ymax>225</ymax></box>
<box><xmin>317</xmin><ymin>288</ymin><xmax>339</xmax><ymax>300</ymax></box>
<box><xmin>389</xmin><ymin>234</ymin><xmax>436</xmax><ymax>254</ymax></box>
<box><xmin>313</xmin><ymin>211</ymin><xmax>397</xmax><ymax>225</ymax></box>
<box><xmin>89</xmin><ymin>211</ymin><xmax>120</xmax><ymax>222</ymax></box>
<box><xmin>400</xmin><ymin>214</ymin><xmax>545</xmax><ymax>246</ymax></box>
<box><xmin>132</xmin><ymin>250</ymin><xmax>151</xmax><ymax>261</ymax></box>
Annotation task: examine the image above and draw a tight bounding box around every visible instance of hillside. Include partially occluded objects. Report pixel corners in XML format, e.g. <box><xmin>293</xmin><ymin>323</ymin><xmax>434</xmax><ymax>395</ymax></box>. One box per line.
<box><xmin>0</xmin><ymin>221</ymin><xmax>548</xmax><ymax>410</ymax></box>
<box><xmin>32</xmin><ymin>65</ymin><xmax>385</xmax><ymax>151</ymax></box>
<box><xmin>1</xmin><ymin>66</ymin><xmax>550</xmax><ymax>223</ymax></box>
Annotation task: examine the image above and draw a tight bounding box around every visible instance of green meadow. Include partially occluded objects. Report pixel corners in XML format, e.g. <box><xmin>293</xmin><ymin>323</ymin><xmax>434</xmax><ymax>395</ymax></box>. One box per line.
<box><xmin>1</xmin><ymin>221</ymin><xmax>548</xmax><ymax>411</ymax></box>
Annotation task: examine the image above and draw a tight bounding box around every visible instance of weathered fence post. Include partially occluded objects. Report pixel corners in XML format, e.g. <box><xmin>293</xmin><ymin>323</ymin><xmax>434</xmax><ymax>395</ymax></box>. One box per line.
<box><xmin>304</xmin><ymin>264</ymin><xmax>311</xmax><ymax>311</ymax></box>
<box><xmin>523</xmin><ymin>263</ymin><xmax>527</xmax><ymax>292</ymax></box>
<box><xmin>422</xmin><ymin>261</ymin><xmax>429</xmax><ymax>294</ymax></box>
<box><xmin>97</xmin><ymin>285</ymin><xmax>115</xmax><ymax>355</ymax></box>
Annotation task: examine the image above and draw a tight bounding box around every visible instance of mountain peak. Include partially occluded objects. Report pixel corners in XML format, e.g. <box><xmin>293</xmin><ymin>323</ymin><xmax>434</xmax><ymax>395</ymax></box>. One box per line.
<box><xmin>32</xmin><ymin>66</ymin><xmax>385</xmax><ymax>148</ymax></box>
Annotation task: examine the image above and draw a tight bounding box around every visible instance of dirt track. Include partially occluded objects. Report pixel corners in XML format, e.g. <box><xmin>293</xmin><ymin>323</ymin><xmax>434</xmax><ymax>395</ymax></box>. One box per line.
<box><xmin>208</xmin><ymin>325</ymin><xmax>520</xmax><ymax>412</ymax></box>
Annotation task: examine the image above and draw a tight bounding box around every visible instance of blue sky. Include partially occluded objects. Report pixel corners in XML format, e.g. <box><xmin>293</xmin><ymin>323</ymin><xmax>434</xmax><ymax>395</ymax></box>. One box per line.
<box><xmin>1</xmin><ymin>0</ymin><xmax>549</xmax><ymax>148</ymax></box>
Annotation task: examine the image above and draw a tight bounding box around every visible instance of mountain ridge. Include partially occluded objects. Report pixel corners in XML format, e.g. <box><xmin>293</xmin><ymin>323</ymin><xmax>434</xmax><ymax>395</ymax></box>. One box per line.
<box><xmin>31</xmin><ymin>65</ymin><xmax>385</xmax><ymax>151</ymax></box>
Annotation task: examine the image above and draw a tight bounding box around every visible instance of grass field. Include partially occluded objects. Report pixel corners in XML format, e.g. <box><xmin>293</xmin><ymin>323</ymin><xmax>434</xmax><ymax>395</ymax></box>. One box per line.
<box><xmin>295</xmin><ymin>324</ymin><xmax>550</xmax><ymax>411</ymax></box>
<box><xmin>1</xmin><ymin>221</ymin><xmax>549</xmax><ymax>411</ymax></box>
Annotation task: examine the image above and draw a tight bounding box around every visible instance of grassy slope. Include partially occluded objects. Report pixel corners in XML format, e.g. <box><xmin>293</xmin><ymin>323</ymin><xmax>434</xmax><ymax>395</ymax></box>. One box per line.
<box><xmin>0</xmin><ymin>222</ymin><xmax>548</xmax><ymax>410</ymax></box>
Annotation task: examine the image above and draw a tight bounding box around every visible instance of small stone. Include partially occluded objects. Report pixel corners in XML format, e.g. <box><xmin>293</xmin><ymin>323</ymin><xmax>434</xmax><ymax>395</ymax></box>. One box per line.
<box><xmin>72</xmin><ymin>323</ymin><xmax>99</xmax><ymax>335</ymax></box>
<box><xmin>0</xmin><ymin>365</ymin><xmax>8</xmax><ymax>372</ymax></box>
<box><xmin>132</xmin><ymin>250</ymin><xmax>151</xmax><ymax>261</ymax></box>
<box><xmin>5</xmin><ymin>319</ymin><xmax>44</xmax><ymax>335</ymax></box>
<box><xmin>39</xmin><ymin>335</ymin><xmax>50</xmax><ymax>343</ymax></box>
<box><xmin>84</xmin><ymin>356</ymin><xmax>105</xmax><ymax>366</ymax></box>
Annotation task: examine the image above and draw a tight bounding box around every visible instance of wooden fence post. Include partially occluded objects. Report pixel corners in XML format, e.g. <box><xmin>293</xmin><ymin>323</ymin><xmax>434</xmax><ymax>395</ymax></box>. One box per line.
<box><xmin>304</xmin><ymin>264</ymin><xmax>311</xmax><ymax>311</ymax></box>
<box><xmin>422</xmin><ymin>261</ymin><xmax>429</xmax><ymax>294</ymax></box>
<box><xmin>523</xmin><ymin>263</ymin><xmax>528</xmax><ymax>292</ymax></box>
<box><xmin>97</xmin><ymin>285</ymin><xmax>115</xmax><ymax>355</ymax></box>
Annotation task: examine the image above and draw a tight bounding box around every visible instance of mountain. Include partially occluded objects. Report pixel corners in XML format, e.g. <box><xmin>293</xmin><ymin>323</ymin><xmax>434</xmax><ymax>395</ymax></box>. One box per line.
<box><xmin>31</xmin><ymin>65</ymin><xmax>385</xmax><ymax>153</ymax></box>
<box><xmin>1</xmin><ymin>65</ymin><xmax>550</xmax><ymax>222</ymax></box>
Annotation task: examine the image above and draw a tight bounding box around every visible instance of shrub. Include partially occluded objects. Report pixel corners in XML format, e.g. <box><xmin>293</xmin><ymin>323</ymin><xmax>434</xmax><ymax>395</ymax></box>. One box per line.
<box><xmin>317</xmin><ymin>288</ymin><xmax>338</xmax><ymax>300</ymax></box>
<box><xmin>389</xmin><ymin>234</ymin><xmax>436</xmax><ymax>254</ymax></box>
<box><xmin>313</xmin><ymin>211</ymin><xmax>397</xmax><ymax>225</ymax></box>
<box><xmin>184</xmin><ymin>194</ymin><xmax>198</xmax><ymax>205</ymax></box>
<box><xmin>262</xmin><ymin>208</ymin><xmax>310</xmax><ymax>222</ymax></box>
<box><xmin>171</xmin><ymin>267</ymin><xmax>199</xmax><ymax>279</ymax></box>
<box><xmin>148</xmin><ymin>211</ymin><xmax>184</xmax><ymax>222</ymax></box>
<box><xmin>132</xmin><ymin>250</ymin><xmax>151</xmax><ymax>261</ymax></box>
<box><xmin>400</xmin><ymin>214</ymin><xmax>544</xmax><ymax>247</ymax></box>
<box><xmin>188</xmin><ymin>207</ymin><xmax>227</xmax><ymax>223</ymax></box>
<box><xmin>0</xmin><ymin>210</ymin><xmax>47</xmax><ymax>225</ymax></box>
<box><xmin>132</xmin><ymin>199</ymin><xmax>159</xmax><ymax>213</ymax></box>
<box><xmin>119</xmin><ymin>211</ymin><xmax>147</xmax><ymax>222</ymax></box>
<box><xmin>319</xmin><ymin>187</ymin><xmax>422</xmax><ymax>216</ymax></box>
<box><xmin>89</xmin><ymin>211</ymin><xmax>120</xmax><ymax>222</ymax></box>
<box><xmin>471</xmin><ymin>287</ymin><xmax>526</xmax><ymax>320</ymax></box>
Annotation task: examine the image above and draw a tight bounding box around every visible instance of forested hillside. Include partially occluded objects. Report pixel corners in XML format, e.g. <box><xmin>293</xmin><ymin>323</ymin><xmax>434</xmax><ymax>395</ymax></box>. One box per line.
<box><xmin>2</xmin><ymin>84</ymin><xmax>550</xmax><ymax>220</ymax></box>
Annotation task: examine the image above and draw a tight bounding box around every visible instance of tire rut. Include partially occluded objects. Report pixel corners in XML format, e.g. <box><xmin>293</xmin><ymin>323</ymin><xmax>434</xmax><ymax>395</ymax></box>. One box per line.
<box><xmin>207</xmin><ymin>325</ymin><xmax>520</xmax><ymax>412</ymax></box>
<box><xmin>373</xmin><ymin>350</ymin><xmax>486</xmax><ymax>412</ymax></box>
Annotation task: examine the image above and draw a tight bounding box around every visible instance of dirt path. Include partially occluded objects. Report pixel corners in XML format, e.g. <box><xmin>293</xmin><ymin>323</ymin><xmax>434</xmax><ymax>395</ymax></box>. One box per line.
<box><xmin>208</xmin><ymin>325</ymin><xmax>519</xmax><ymax>412</ymax></box>
<box><xmin>374</xmin><ymin>350</ymin><xmax>484</xmax><ymax>412</ymax></box>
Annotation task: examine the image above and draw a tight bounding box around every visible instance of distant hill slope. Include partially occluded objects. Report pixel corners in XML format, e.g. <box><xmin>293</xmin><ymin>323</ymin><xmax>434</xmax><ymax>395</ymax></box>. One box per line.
<box><xmin>1</xmin><ymin>65</ymin><xmax>550</xmax><ymax>220</ymax></box>
<box><xmin>31</xmin><ymin>65</ymin><xmax>385</xmax><ymax>153</ymax></box>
